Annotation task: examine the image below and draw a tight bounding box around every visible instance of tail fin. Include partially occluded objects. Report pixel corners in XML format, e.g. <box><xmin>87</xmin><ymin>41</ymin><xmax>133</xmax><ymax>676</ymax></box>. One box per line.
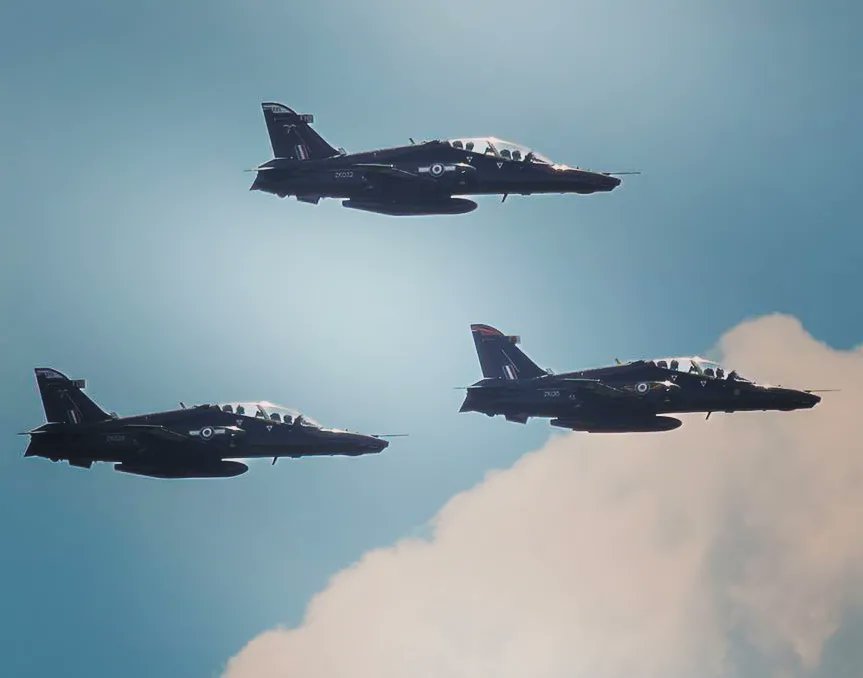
<box><xmin>470</xmin><ymin>324</ymin><xmax>546</xmax><ymax>380</ymax></box>
<box><xmin>34</xmin><ymin>368</ymin><xmax>110</xmax><ymax>424</ymax></box>
<box><xmin>261</xmin><ymin>102</ymin><xmax>340</xmax><ymax>160</ymax></box>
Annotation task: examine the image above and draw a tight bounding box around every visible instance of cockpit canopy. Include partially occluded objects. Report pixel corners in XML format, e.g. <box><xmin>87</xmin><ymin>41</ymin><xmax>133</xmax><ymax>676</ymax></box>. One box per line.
<box><xmin>215</xmin><ymin>401</ymin><xmax>322</xmax><ymax>427</ymax></box>
<box><xmin>446</xmin><ymin>137</ymin><xmax>555</xmax><ymax>165</ymax></box>
<box><xmin>649</xmin><ymin>356</ymin><xmax>752</xmax><ymax>382</ymax></box>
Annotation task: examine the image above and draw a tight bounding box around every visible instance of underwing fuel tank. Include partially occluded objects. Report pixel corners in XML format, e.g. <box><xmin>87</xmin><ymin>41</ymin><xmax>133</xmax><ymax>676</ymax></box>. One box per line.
<box><xmin>114</xmin><ymin>460</ymin><xmax>249</xmax><ymax>478</ymax></box>
<box><xmin>341</xmin><ymin>198</ymin><xmax>478</xmax><ymax>216</ymax></box>
<box><xmin>550</xmin><ymin>416</ymin><xmax>683</xmax><ymax>433</ymax></box>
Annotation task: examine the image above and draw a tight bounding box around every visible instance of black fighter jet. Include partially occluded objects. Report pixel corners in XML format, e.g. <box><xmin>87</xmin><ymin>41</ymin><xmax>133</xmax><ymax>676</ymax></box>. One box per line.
<box><xmin>459</xmin><ymin>324</ymin><xmax>822</xmax><ymax>432</ymax></box>
<box><xmin>249</xmin><ymin>103</ymin><xmax>625</xmax><ymax>215</ymax></box>
<box><xmin>22</xmin><ymin>368</ymin><xmax>390</xmax><ymax>478</ymax></box>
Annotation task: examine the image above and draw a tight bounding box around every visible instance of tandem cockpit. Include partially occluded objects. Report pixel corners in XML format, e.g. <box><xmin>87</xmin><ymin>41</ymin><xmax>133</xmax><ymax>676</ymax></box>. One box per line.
<box><xmin>215</xmin><ymin>401</ymin><xmax>324</xmax><ymax>428</ymax></box>
<box><xmin>445</xmin><ymin>137</ymin><xmax>562</xmax><ymax>166</ymax></box>
<box><xmin>650</xmin><ymin>356</ymin><xmax>752</xmax><ymax>382</ymax></box>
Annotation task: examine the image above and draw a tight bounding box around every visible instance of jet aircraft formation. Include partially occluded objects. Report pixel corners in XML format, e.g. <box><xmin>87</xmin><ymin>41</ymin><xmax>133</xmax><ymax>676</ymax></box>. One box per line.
<box><xmin>20</xmin><ymin>102</ymin><xmax>822</xmax><ymax>477</ymax></box>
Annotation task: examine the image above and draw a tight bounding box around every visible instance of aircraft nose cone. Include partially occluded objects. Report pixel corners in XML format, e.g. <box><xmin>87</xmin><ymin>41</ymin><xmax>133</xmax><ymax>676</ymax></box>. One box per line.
<box><xmin>351</xmin><ymin>433</ymin><xmax>388</xmax><ymax>453</ymax></box>
<box><xmin>775</xmin><ymin>388</ymin><xmax>821</xmax><ymax>410</ymax></box>
<box><xmin>588</xmin><ymin>172</ymin><xmax>621</xmax><ymax>192</ymax></box>
<box><xmin>368</xmin><ymin>436</ymin><xmax>389</xmax><ymax>452</ymax></box>
<box><xmin>802</xmin><ymin>391</ymin><xmax>821</xmax><ymax>408</ymax></box>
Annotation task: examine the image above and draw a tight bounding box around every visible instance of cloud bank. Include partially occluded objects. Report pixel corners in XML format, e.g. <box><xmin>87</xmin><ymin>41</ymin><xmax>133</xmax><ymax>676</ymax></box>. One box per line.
<box><xmin>225</xmin><ymin>315</ymin><xmax>863</xmax><ymax>678</ymax></box>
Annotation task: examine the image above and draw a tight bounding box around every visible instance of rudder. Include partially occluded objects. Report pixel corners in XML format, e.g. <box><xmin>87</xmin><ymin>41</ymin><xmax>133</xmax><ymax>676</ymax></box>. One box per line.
<box><xmin>470</xmin><ymin>324</ymin><xmax>546</xmax><ymax>380</ymax></box>
<box><xmin>261</xmin><ymin>102</ymin><xmax>340</xmax><ymax>160</ymax></box>
<box><xmin>34</xmin><ymin>368</ymin><xmax>110</xmax><ymax>424</ymax></box>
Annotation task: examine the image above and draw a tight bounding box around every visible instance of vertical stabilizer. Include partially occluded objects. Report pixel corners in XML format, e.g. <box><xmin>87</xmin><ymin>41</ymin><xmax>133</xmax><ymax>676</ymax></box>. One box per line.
<box><xmin>260</xmin><ymin>102</ymin><xmax>340</xmax><ymax>160</ymax></box>
<box><xmin>34</xmin><ymin>368</ymin><xmax>110</xmax><ymax>424</ymax></box>
<box><xmin>470</xmin><ymin>325</ymin><xmax>545</xmax><ymax>380</ymax></box>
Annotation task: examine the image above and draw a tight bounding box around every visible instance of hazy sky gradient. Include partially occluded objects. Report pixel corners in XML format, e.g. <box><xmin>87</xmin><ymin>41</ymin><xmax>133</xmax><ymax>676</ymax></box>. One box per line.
<box><xmin>1</xmin><ymin>2</ymin><xmax>860</xmax><ymax>676</ymax></box>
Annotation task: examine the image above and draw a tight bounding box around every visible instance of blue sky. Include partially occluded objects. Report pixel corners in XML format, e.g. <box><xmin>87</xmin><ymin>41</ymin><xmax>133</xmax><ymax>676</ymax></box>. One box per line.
<box><xmin>0</xmin><ymin>2</ymin><xmax>861</xmax><ymax>676</ymax></box>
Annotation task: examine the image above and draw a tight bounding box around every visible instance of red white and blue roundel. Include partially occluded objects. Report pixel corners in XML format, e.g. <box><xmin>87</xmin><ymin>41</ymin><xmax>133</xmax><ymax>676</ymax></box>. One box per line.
<box><xmin>190</xmin><ymin>426</ymin><xmax>227</xmax><ymax>440</ymax></box>
<box><xmin>419</xmin><ymin>163</ymin><xmax>456</xmax><ymax>177</ymax></box>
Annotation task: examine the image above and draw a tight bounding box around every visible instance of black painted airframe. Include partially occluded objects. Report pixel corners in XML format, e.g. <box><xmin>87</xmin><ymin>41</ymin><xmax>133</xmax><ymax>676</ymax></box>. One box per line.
<box><xmin>459</xmin><ymin>324</ymin><xmax>822</xmax><ymax>432</ymax></box>
<box><xmin>22</xmin><ymin>368</ymin><xmax>390</xmax><ymax>478</ymax></box>
<box><xmin>250</xmin><ymin>103</ymin><xmax>625</xmax><ymax>215</ymax></box>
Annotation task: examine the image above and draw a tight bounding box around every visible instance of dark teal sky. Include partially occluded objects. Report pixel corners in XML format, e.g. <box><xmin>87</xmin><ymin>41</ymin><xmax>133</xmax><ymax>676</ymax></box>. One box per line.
<box><xmin>1</xmin><ymin>2</ymin><xmax>860</xmax><ymax>676</ymax></box>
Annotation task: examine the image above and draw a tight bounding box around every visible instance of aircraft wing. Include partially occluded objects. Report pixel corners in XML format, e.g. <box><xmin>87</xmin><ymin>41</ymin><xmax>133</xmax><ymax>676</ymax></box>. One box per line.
<box><xmin>121</xmin><ymin>425</ymin><xmax>190</xmax><ymax>442</ymax></box>
<box><xmin>353</xmin><ymin>162</ymin><xmax>476</xmax><ymax>184</ymax></box>
<box><xmin>122</xmin><ymin>424</ymin><xmax>246</xmax><ymax>442</ymax></box>
<box><xmin>559</xmin><ymin>378</ymin><xmax>635</xmax><ymax>399</ymax></box>
<box><xmin>559</xmin><ymin>377</ymin><xmax>678</xmax><ymax>410</ymax></box>
<box><xmin>353</xmin><ymin>163</ymin><xmax>437</xmax><ymax>183</ymax></box>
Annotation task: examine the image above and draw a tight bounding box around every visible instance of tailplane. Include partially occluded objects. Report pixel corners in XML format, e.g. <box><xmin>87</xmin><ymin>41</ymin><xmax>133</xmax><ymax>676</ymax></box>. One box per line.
<box><xmin>34</xmin><ymin>368</ymin><xmax>111</xmax><ymax>424</ymax></box>
<box><xmin>470</xmin><ymin>324</ymin><xmax>546</xmax><ymax>380</ymax></box>
<box><xmin>261</xmin><ymin>102</ymin><xmax>341</xmax><ymax>160</ymax></box>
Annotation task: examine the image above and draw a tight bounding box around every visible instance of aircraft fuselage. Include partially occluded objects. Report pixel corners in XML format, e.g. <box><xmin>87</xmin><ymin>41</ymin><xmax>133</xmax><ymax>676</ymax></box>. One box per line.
<box><xmin>251</xmin><ymin>142</ymin><xmax>620</xmax><ymax>206</ymax></box>
<box><xmin>25</xmin><ymin>370</ymin><xmax>389</xmax><ymax>479</ymax></box>
<box><xmin>460</xmin><ymin>361</ymin><xmax>820</xmax><ymax>432</ymax></box>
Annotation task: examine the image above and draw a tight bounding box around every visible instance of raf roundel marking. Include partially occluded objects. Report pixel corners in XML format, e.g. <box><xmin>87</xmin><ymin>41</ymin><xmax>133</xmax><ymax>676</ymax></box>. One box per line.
<box><xmin>636</xmin><ymin>382</ymin><xmax>649</xmax><ymax>394</ymax></box>
<box><xmin>200</xmin><ymin>426</ymin><xmax>214</xmax><ymax>440</ymax></box>
<box><xmin>430</xmin><ymin>163</ymin><xmax>445</xmax><ymax>177</ymax></box>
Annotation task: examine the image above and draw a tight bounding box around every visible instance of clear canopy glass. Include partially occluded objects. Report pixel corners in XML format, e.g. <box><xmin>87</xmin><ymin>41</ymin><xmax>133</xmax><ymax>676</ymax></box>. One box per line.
<box><xmin>215</xmin><ymin>401</ymin><xmax>322</xmax><ymax>427</ymax></box>
<box><xmin>446</xmin><ymin>137</ymin><xmax>554</xmax><ymax>164</ymax></box>
<box><xmin>649</xmin><ymin>356</ymin><xmax>751</xmax><ymax>381</ymax></box>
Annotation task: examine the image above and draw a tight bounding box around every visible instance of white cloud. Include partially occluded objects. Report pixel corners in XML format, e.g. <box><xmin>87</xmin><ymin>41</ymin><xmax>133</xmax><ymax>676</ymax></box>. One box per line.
<box><xmin>224</xmin><ymin>314</ymin><xmax>863</xmax><ymax>678</ymax></box>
